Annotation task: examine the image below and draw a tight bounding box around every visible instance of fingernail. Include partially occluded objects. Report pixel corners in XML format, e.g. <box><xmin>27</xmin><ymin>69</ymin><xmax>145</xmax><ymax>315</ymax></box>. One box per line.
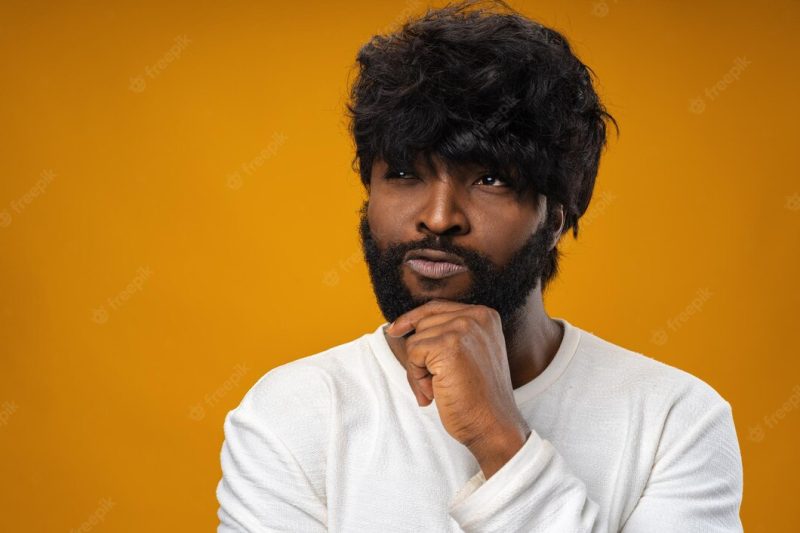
<box><xmin>385</xmin><ymin>321</ymin><xmax>400</xmax><ymax>338</ymax></box>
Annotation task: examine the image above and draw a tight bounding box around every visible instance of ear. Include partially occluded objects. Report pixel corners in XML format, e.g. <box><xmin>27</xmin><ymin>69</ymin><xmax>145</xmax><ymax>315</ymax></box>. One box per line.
<box><xmin>549</xmin><ymin>203</ymin><xmax>565</xmax><ymax>250</ymax></box>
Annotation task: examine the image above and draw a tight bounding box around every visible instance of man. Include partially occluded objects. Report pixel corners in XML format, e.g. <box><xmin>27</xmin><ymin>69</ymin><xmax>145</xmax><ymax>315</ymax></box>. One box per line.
<box><xmin>216</xmin><ymin>1</ymin><xmax>744</xmax><ymax>531</ymax></box>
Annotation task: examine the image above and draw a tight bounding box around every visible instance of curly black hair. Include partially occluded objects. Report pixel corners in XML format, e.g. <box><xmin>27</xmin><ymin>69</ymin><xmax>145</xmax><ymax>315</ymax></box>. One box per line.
<box><xmin>346</xmin><ymin>0</ymin><xmax>618</xmax><ymax>292</ymax></box>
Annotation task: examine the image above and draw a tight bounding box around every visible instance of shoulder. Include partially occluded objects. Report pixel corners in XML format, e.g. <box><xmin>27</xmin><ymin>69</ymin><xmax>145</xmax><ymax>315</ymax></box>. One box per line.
<box><xmin>571</xmin><ymin>325</ymin><xmax>731</xmax><ymax>415</ymax></box>
<box><xmin>570</xmin><ymin>331</ymin><xmax>745</xmax><ymax>529</ymax></box>
<box><xmin>226</xmin><ymin>330</ymin><xmax>375</xmax><ymax>440</ymax></box>
<box><xmin>217</xmin><ymin>334</ymin><xmax>377</xmax><ymax>527</ymax></box>
<box><xmin>570</xmin><ymin>323</ymin><xmax>742</xmax><ymax>489</ymax></box>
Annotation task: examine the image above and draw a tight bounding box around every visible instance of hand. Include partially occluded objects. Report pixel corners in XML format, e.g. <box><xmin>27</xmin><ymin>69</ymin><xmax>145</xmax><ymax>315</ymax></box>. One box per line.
<box><xmin>386</xmin><ymin>299</ymin><xmax>531</xmax><ymax>478</ymax></box>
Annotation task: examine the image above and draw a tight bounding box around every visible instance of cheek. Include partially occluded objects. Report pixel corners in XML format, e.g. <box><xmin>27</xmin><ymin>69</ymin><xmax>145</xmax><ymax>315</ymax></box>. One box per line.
<box><xmin>473</xmin><ymin>209</ymin><xmax>540</xmax><ymax>265</ymax></box>
<box><xmin>367</xmin><ymin>192</ymin><xmax>414</xmax><ymax>242</ymax></box>
<box><xmin>366</xmin><ymin>198</ymin><xmax>404</xmax><ymax>245</ymax></box>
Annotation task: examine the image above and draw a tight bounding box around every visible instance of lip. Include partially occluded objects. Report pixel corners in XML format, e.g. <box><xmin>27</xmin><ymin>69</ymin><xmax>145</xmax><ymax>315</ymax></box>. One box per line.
<box><xmin>406</xmin><ymin>258</ymin><xmax>468</xmax><ymax>279</ymax></box>
<box><xmin>404</xmin><ymin>248</ymin><xmax>465</xmax><ymax>266</ymax></box>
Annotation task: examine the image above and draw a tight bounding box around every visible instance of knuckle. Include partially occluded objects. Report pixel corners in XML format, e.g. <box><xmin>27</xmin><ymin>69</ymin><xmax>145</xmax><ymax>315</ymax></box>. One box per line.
<box><xmin>478</xmin><ymin>305</ymin><xmax>500</xmax><ymax>324</ymax></box>
<box><xmin>406</xmin><ymin>340</ymin><xmax>427</xmax><ymax>363</ymax></box>
<box><xmin>443</xmin><ymin>331</ymin><xmax>462</xmax><ymax>349</ymax></box>
<box><xmin>453</xmin><ymin>316</ymin><xmax>472</xmax><ymax>332</ymax></box>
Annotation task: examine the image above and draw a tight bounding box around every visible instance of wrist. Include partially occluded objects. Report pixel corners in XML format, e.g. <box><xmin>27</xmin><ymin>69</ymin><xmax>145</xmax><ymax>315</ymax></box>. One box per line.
<box><xmin>469</xmin><ymin>422</ymin><xmax>530</xmax><ymax>480</ymax></box>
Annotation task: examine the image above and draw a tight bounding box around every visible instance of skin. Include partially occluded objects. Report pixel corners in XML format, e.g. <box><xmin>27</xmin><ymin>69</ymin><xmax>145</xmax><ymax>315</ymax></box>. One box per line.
<box><xmin>368</xmin><ymin>152</ymin><xmax>566</xmax><ymax>479</ymax></box>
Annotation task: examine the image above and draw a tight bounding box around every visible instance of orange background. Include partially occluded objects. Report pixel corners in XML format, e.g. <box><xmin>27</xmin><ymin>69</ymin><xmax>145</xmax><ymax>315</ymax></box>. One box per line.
<box><xmin>1</xmin><ymin>1</ymin><xmax>798</xmax><ymax>531</ymax></box>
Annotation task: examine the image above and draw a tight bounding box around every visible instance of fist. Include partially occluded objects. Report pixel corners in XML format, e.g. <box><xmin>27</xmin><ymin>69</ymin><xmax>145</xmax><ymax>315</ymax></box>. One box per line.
<box><xmin>386</xmin><ymin>299</ymin><xmax>530</xmax><ymax>458</ymax></box>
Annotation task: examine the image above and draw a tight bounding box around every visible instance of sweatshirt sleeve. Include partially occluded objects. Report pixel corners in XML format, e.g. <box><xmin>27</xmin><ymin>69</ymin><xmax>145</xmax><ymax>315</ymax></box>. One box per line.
<box><xmin>448</xmin><ymin>429</ymin><xmax>602</xmax><ymax>532</ymax></box>
<box><xmin>448</xmin><ymin>386</ymin><xmax>743</xmax><ymax>533</ymax></box>
<box><xmin>216</xmin><ymin>365</ymin><xmax>330</xmax><ymax>532</ymax></box>
<box><xmin>620</xmin><ymin>399</ymin><xmax>743</xmax><ymax>532</ymax></box>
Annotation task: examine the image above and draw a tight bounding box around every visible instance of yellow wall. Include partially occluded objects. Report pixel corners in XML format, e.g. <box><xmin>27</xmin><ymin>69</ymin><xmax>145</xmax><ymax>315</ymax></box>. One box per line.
<box><xmin>1</xmin><ymin>1</ymin><xmax>798</xmax><ymax>530</ymax></box>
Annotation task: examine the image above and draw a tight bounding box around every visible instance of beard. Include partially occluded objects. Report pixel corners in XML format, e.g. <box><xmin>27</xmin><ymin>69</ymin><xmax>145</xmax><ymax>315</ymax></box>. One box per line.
<box><xmin>358</xmin><ymin>199</ymin><xmax>554</xmax><ymax>340</ymax></box>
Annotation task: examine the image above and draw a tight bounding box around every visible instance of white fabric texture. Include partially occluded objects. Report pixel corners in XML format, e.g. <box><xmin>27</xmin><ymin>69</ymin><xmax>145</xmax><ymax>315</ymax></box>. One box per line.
<box><xmin>216</xmin><ymin>317</ymin><xmax>743</xmax><ymax>532</ymax></box>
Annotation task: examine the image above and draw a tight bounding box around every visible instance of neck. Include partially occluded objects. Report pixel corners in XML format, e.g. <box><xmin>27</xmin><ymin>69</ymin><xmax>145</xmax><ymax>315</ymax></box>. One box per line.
<box><xmin>384</xmin><ymin>284</ymin><xmax>564</xmax><ymax>390</ymax></box>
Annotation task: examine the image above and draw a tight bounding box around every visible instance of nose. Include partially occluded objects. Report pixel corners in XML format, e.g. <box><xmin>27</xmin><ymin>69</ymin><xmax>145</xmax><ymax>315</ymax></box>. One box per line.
<box><xmin>416</xmin><ymin>180</ymin><xmax>470</xmax><ymax>237</ymax></box>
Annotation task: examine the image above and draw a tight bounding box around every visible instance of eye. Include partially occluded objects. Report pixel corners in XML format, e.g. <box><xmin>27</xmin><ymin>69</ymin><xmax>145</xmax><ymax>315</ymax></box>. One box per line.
<box><xmin>384</xmin><ymin>169</ymin><xmax>416</xmax><ymax>180</ymax></box>
<box><xmin>475</xmin><ymin>174</ymin><xmax>510</xmax><ymax>187</ymax></box>
<box><xmin>382</xmin><ymin>169</ymin><xmax>420</xmax><ymax>185</ymax></box>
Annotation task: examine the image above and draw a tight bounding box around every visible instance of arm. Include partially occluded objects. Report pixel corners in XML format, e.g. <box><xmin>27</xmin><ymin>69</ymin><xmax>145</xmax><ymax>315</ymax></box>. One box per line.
<box><xmin>216</xmin><ymin>368</ymin><xmax>329</xmax><ymax>532</ymax></box>
<box><xmin>448</xmin><ymin>428</ymin><xmax>603</xmax><ymax>533</ymax></box>
<box><xmin>620</xmin><ymin>400</ymin><xmax>743</xmax><ymax>532</ymax></box>
<box><xmin>448</xmin><ymin>396</ymin><xmax>743</xmax><ymax>533</ymax></box>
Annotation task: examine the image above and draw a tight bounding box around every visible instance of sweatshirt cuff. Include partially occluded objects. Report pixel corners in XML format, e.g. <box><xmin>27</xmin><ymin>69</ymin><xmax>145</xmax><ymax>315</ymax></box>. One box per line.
<box><xmin>447</xmin><ymin>429</ymin><xmax>544</xmax><ymax>526</ymax></box>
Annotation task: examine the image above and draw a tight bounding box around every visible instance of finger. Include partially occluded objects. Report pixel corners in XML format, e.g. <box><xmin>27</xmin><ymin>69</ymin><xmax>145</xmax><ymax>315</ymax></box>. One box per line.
<box><xmin>407</xmin><ymin>358</ymin><xmax>435</xmax><ymax>403</ymax></box>
<box><xmin>404</xmin><ymin>333</ymin><xmax>459</xmax><ymax>406</ymax></box>
<box><xmin>406</xmin><ymin>367</ymin><xmax>433</xmax><ymax>406</ymax></box>
<box><xmin>407</xmin><ymin>312</ymin><xmax>477</xmax><ymax>342</ymax></box>
<box><xmin>386</xmin><ymin>299</ymin><xmax>471</xmax><ymax>337</ymax></box>
<box><xmin>387</xmin><ymin>309</ymin><xmax>467</xmax><ymax>340</ymax></box>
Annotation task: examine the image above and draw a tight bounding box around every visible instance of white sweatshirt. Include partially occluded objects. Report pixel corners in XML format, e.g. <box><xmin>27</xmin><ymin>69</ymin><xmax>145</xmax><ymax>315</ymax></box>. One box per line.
<box><xmin>216</xmin><ymin>318</ymin><xmax>743</xmax><ymax>532</ymax></box>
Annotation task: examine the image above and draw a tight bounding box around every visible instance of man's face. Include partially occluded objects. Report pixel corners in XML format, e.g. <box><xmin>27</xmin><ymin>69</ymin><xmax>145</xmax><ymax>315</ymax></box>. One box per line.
<box><xmin>359</xmin><ymin>153</ymin><xmax>556</xmax><ymax>338</ymax></box>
